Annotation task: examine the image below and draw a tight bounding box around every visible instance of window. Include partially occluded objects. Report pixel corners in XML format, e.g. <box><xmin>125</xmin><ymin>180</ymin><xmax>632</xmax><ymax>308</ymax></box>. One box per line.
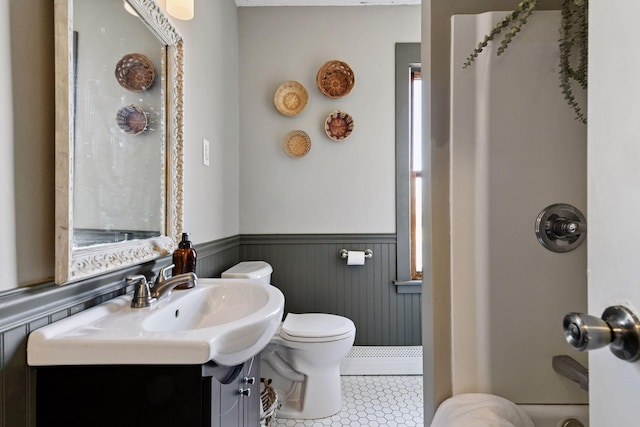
<box><xmin>395</xmin><ymin>43</ymin><xmax>423</xmax><ymax>290</ymax></box>
<box><xmin>410</xmin><ymin>70</ymin><xmax>422</xmax><ymax>280</ymax></box>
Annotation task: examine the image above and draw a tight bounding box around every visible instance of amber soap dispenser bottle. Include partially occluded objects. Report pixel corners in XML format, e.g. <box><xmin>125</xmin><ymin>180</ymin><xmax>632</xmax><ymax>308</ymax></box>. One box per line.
<box><xmin>172</xmin><ymin>232</ymin><xmax>197</xmax><ymax>288</ymax></box>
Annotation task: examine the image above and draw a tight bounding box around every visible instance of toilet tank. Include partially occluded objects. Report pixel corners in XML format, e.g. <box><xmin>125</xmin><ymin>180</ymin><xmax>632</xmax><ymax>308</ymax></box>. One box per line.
<box><xmin>221</xmin><ymin>261</ymin><xmax>273</xmax><ymax>284</ymax></box>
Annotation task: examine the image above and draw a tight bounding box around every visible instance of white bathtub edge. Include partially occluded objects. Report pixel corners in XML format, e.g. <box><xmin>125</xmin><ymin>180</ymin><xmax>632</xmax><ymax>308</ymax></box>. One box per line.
<box><xmin>519</xmin><ymin>404</ymin><xmax>589</xmax><ymax>427</ymax></box>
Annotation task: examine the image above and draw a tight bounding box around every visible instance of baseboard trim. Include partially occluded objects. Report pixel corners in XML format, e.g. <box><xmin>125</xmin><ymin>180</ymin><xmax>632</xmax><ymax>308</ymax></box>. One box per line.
<box><xmin>340</xmin><ymin>346</ymin><xmax>423</xmax><ymax>376</ymax></box>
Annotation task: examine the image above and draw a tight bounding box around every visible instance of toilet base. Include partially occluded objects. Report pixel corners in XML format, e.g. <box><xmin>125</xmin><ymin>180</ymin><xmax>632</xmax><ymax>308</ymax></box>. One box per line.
<box><xmin>274</xmin><ymin>365</ymin><xmax>343</xmax><ymax>420</ymax></box>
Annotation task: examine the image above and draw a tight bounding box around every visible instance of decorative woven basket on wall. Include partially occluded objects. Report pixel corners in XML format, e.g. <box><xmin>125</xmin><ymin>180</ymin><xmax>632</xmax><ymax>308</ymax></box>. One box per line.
<box><xmin>115</xmin><ymin>53</ymin><xmax>156</xmax><ymax>92</ymax></box>
<box><xmin>316</xmin><ymin>60</ymin><xmax>355</xmax><ymax>99</ymax></box>
<box><xmin>116</xmin><ymin>104</ymin><xmax>148</xmax><ymax>135</ymax></box>
<box><xmin>274</xmin><ymin>81</ymin><xmax>309</xmax><ymax>116</ymax></box>
<box><xmin>324</xmin><ymin>110</ymin><xmax>354</xmax><ymax>141</ymax></box>
<box><xmin>283</xmin><ymin>130</ymin><xmax>312</xmax><ymax>158</ymax></box>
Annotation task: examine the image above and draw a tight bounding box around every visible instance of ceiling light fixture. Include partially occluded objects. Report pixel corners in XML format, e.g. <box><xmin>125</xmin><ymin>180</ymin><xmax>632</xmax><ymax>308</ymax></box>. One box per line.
<box><xmin>123</xmin><ymin>0</ymin><xmax>138</xmax><ymax>16</ymax></box>
<box><xmin>166</xmin><ymin>0</ymin><xmax>194</xmax><ymax>20</ymax></box>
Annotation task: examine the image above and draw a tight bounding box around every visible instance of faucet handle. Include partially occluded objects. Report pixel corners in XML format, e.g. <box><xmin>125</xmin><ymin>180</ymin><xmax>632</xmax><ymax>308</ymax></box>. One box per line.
<box><xmin>127</xmin><ymin>275</ymin><xmax>156</xmax><ymax>308</ymax></box>
<box><xmin>155</xmin><ymin>264</ymin><xmax>175</xmax><ymax>285</ymax></box>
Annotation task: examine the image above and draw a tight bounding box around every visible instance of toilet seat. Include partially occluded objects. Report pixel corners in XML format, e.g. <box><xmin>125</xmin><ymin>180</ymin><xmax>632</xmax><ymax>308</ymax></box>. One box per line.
<box><xmin>279</xmin><ymin>313</ymin><xmax>356</xmax><ymax>343</ymax></box>
<box><xmin>280</xmin><ymin>313</ymin><xmax>355</xmax><ymax>343</ymax></box>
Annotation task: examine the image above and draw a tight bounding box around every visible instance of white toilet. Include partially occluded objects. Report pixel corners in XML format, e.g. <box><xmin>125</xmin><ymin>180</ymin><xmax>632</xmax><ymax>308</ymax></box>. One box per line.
<box><xmin>221</xmin><ymin>261</ymin><xmax>356</xmax><ymax>420</ymax></box>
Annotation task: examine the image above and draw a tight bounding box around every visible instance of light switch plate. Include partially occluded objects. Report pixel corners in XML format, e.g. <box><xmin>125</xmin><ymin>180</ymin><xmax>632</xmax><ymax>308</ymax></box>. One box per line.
<box><xmin>203</xmin><ymin>138</ymin><xmax>210</xmax><ymax>166</ymax></box>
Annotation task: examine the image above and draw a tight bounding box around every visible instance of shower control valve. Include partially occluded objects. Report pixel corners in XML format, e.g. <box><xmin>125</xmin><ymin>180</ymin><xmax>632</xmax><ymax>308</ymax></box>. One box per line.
<box><xmin>535</xmin><ymin>203</ymin><xmax>587</xmax><ymax>253</ymax></box>
<box><xmin>553</xmin><ymin>218</ymin><xmax>585</xmax><ymax>237</ymax></box>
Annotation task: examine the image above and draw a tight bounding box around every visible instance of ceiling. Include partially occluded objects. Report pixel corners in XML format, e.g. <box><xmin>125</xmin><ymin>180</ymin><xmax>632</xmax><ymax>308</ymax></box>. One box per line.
<box><xmin>235</xmin><ymin>0</ymin><xmax>420</xmax><ymax>6</ymax></box>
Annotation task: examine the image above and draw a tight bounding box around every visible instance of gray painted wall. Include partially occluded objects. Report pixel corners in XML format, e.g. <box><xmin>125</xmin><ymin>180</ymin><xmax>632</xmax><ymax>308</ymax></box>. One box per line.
<box><xmin>0</xmin><ymin>238</ymin><xmax>239</xmax><ymax>427</ymax></box>
<box><xmin>0</xmin><ymin>234</ymin><xmax>418</xmax><ymax>425</ymax></box>
<box><xmin>240</xmin><ymin>235</ymin><xmax>421</xmax><ymax>346</ymax></box>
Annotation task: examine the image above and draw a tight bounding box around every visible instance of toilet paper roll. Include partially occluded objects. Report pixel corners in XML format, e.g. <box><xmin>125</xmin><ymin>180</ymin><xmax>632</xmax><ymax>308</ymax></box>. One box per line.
<box><xmin>347</xmin><ymin>250</ymin><xmax>366</xmax><ymax>266</ymax></box>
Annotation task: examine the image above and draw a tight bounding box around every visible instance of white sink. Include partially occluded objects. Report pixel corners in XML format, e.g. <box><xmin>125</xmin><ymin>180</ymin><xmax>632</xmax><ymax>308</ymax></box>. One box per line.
<box><xmin>27</xmin><ymin>278</ymin><xmax>285</xmax><ymax>366</ymax></box>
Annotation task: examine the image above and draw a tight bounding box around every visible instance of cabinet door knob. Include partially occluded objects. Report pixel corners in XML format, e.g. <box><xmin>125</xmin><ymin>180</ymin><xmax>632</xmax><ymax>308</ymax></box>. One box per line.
<box><xmin>239</xmin><ymin>388</ymin><xmax>251</xmax><ymax>397</ymax></box>
<box><xmin>243</xmin><ymin>376</ymin><xmax>256</xmax><ymax>385</ymax></box>
<box><xmin>563</xmin><ymin>305</ymin><xmax>640</xmax><ymax>362</ymax></box>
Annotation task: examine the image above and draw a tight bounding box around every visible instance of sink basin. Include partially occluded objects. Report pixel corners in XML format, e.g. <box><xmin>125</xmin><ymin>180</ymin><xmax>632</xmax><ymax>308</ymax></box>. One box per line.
<box><xmin>144</xmin><ymin>282</ymin><xmax>272</xmax><ymax>332</ymax></box>
<box><xmin>27</xmin><ymin>278</ymin><xmax>285</xmax><ymax>366</ymax></box>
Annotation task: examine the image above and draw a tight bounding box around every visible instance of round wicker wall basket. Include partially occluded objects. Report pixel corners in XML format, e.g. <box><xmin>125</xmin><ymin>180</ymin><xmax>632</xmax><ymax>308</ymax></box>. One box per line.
<box><xmin>115</xmin><ymin>53</ymin><xmax>156</xmax><ymax>92</ymax></box>
<box><xmin>324</xmin><ymin>111</ymin><xmax>354</xmax><ymax>141</ymax></box>
<box><xmin>283</xmin><ymin>130</ymin><xmax>311</xmax><ymax>158</ymax></box>
<box><xmin>316</xmin><ymin>60</ymin><xmax>355</xmax><ymax>99</ymax></box>
<box><xmin>116</xmin><ymin>105</ymin><xmax>148</xmax><ymax>135</ymax></box>
<box><xmin>274</xmin><ymin>81</ymin><xmax>309</xmax><ymax>116</ymax></box>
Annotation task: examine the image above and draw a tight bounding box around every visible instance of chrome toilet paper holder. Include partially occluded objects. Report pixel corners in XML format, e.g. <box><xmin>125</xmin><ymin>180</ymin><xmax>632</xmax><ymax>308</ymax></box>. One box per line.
<box><xmin>339</xmin><ymin>249</ymin><xmax>373</xmax><ymax>260</ymax></box>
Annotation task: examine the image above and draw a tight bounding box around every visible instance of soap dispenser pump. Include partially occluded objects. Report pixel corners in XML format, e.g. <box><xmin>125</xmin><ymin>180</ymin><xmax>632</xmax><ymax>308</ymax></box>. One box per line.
<box><xmin>172</xmin><ymin>232</ymin><xmax>197</xmax><ymax>288</ymax></box>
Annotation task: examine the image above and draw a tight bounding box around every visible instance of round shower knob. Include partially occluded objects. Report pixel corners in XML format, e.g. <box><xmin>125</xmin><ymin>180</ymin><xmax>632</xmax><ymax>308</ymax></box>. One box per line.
<box><xmin>552</xmin><ymin>219</ymin><xmax>583</xmax><ymax>236</ymax></box>
<box><xmin>535</xmin><ymin>203</ymin><xmax>586</xmax><ymax>252</ymax></box>
<box><xmin>563</xmin><ymin>306</ymin><xmax>640</xmax><ymax>362</ymax></box>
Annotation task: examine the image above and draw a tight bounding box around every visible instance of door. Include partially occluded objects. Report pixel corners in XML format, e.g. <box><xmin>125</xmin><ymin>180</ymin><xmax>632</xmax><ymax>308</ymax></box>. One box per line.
<box><xmin>588</xmin><ymin>1</ymin><xmax>640</xmax><ymax>425</ymax></box>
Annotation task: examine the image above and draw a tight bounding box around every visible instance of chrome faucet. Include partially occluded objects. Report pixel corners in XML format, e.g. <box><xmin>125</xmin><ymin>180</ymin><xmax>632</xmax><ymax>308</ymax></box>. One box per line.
<box><xmin>127</xmin><ymin>264</ymin><xmax>197</xmax><ymax>308</ymax></box>
<box><xmin>150</xmin><ymin>263</ymin><xmax>197</xmax><ymax>300</ymax></box>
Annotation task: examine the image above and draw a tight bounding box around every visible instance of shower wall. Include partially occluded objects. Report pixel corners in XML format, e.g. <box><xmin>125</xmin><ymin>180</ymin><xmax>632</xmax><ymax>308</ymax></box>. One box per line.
<box><xmin>450</xmin><ymin>11</ymin><xmax>588</xmax><ymax>404</ymax></box>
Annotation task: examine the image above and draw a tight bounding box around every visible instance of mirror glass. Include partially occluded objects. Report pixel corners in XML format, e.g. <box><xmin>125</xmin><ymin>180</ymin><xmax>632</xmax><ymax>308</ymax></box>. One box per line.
<box><xmin>55</xmin><ymin>0</ymin><xmax>184</xmax><ymax>284</ymax></box>
<box><xmin>73</xmin><ymin>0</ymin><xmax>165</xmax><ymax>247</ymax></box>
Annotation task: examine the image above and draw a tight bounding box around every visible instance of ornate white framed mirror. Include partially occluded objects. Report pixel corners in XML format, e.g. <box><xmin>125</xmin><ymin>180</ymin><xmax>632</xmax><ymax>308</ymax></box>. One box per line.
<box><xmin>54</xmin><ymin>0</ymin><xmax>184</xmax><ymax>285</ymax></box>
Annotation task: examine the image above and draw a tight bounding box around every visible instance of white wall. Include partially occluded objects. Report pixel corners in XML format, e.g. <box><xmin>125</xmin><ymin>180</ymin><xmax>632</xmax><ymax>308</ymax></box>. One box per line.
<box><xmin>238</xmin><ymin>6</ymin><xmax>420</xmax><ymax>234</ymax></box>
<box><xmin>450</xmin><ymin>11</ymin><xmax>587</xmax><ymax>404</ymax></box>
<box><xmin>171</xmin><ymin>0</ymin><xmax>241</xmax><ymax>243</ymax></box>
<box><xmin>2</xmin><ymin>0</ymin><xmax>55</xmax><ymax>288</ymax></box>
<box><xmin>588</xmin><ymin>1</ymin><xmax>640</xmax><ymax>424</ymax></box>
<box><xmin>422</xmin><ymin>1</ymin><xmax>565</xmax><ymax>417</ymax></box>
<box><xmin>0</xmin><ymin>0</ymin><xmax>17</xmax><ymax>290</ymax></box>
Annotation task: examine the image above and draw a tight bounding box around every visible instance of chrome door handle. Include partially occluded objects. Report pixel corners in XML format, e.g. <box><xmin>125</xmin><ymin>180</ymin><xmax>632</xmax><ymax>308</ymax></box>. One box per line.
<box><xmin>563</xmin><ymin>305</ymin><xmax>640</xmax><ymax>362</ymax></box>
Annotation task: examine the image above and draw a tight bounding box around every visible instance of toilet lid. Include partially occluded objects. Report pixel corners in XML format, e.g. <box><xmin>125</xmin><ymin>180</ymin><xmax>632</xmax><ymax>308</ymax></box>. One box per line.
<box><xmin>281</xmin><ymin>313</ymin><xmax>355</xmax><ymax>339</ymax></box>
<box><xmin>221</xmin><ymin>261</ymin><xmax>272</xmax><ymax>279</ymax></box>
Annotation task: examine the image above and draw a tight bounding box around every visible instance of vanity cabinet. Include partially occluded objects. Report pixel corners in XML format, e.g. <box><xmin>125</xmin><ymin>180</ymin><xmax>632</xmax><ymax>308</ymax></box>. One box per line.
<box><xmin>207</xmin><ymin>357</ymin><xmax>261</xmax><ymax>427</ymax></box>
<box><xmin>35</xmin><ymin>356</ymin><xmax>260</xmax><ymax>427</ymax></box>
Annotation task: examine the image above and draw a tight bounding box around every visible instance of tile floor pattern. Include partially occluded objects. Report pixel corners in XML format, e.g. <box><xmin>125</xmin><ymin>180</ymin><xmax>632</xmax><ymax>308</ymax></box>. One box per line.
<box><xmin>273</xmin><ymin>376</ymin><xmax>423</xmax><ymax>427</ymax></box>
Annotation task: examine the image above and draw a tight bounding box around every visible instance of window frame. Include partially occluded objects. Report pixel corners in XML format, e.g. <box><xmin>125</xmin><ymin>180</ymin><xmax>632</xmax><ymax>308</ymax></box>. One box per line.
<box><xmin>395</xmin><ymin>43</ymin><xmax>423</xmax><ymax>292</ymax></box>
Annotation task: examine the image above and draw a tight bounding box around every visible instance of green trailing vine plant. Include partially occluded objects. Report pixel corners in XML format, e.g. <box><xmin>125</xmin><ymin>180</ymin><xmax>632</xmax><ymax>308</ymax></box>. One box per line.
<box><xmin>464</xmin><ymin>0</ymin><xmax>588</xmax><ymax>124</ymax></box>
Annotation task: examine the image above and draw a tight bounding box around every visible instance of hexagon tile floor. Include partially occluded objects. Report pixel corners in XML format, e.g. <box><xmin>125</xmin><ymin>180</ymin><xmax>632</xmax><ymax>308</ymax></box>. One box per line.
<box><xmin>273</xmin><ymin>376</ymin><xmax>423</xmax><ymax>427</ymax></box>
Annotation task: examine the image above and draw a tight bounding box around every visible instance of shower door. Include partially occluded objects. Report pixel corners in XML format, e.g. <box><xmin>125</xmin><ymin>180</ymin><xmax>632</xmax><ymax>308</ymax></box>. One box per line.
<box><xmin>588</xmin><ymin>1</ymin><xmax>640</xmax><ymax>425</ymax></box>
